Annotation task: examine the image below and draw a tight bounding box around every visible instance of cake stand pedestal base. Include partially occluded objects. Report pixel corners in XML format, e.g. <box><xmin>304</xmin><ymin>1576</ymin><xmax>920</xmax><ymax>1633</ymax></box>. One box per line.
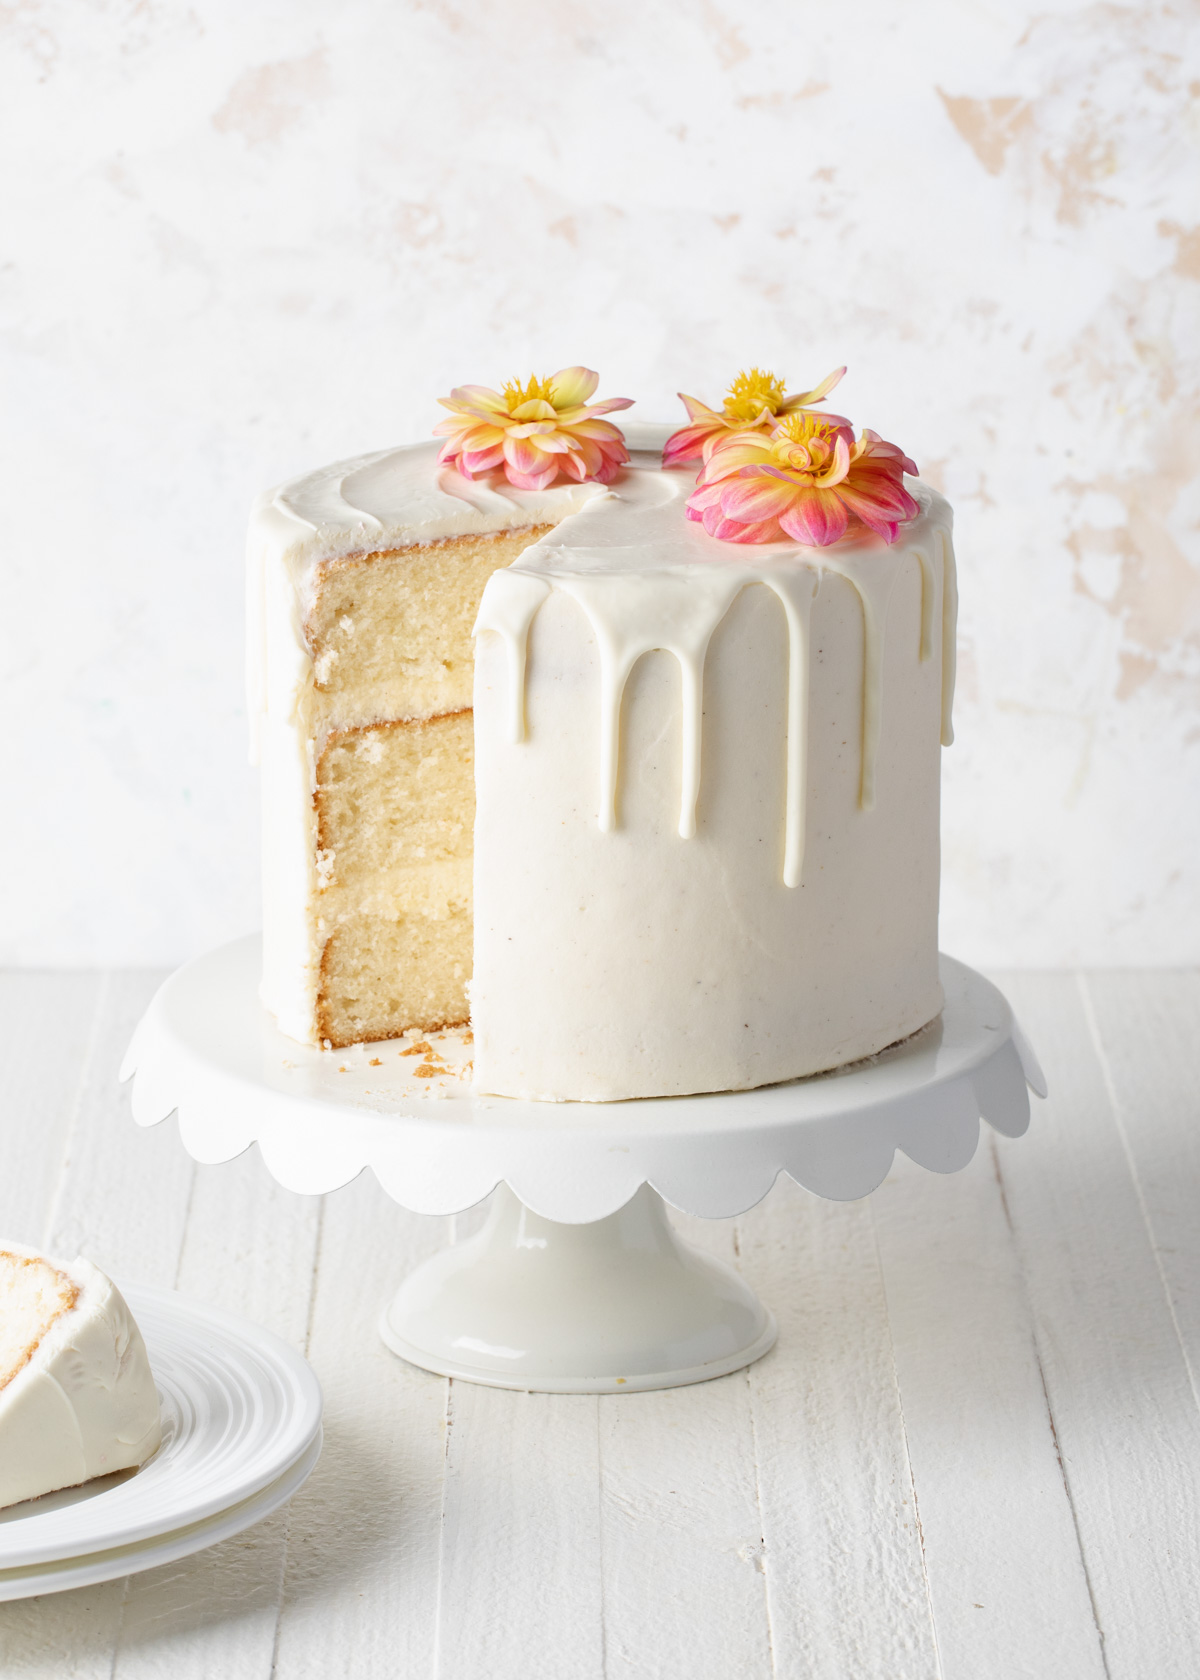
<box><xmin>378</xmin><ymin>1183</ymin><xmax>776</xmax><ymax>1393</ymax></box>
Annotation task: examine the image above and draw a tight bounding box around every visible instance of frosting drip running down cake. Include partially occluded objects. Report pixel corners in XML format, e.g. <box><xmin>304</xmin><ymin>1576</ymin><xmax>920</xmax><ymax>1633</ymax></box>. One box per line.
<box><xmin>0</xmin><ymin>1244</ymin><xmax>161</xmax><ymax>1509</ymax></box>
<box><xmin>248</xmin><ymin>412</ymin><xmax>956</xmax><ymax>1101</ymax></box>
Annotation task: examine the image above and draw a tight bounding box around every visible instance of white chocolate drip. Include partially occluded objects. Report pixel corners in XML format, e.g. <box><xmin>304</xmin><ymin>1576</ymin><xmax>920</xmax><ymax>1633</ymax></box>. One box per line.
<box><xmin>813</xmin><ymin>525</ymin><xmax>957</xmax><ymax>809</ymax></box>
<box><xmin>550</xmin><ymin>568</ymin><xmax>745</xmax><ymax>836</ymax></box>
<box><xmin>477</xmin><ymin>572</ymin><xmax>552</xmax><ymax>743</ymax></box>
<box><xmin>938</xmin><ymin>527</ymin><xmax>958</xmax><ymax>747</ymax></box>
<box><xmin>815</xmin><ymin>551</ymin><xmax>903</xmax><ymax>811</ymax></box>
<box><xmin>479</xmin><ymin>563</ymin><xmax>819</xmax><ymax>879</ymax></box>
<box><xmin>475</xmin><ymin>462</ymin><xmax>954</xmax><ymax>888</ymax></box>
<box><xmin>768</xmin><ymin>572</ymin><xmax>818</xmax><ymax>887</ymax></box>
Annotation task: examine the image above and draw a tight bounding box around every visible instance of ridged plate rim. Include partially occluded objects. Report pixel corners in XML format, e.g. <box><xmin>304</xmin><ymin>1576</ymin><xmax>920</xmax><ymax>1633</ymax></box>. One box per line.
<box><xmin>0</xmin><ymin>1429</ymin><xmax>321</xmax><ymax>1601</ymax></box>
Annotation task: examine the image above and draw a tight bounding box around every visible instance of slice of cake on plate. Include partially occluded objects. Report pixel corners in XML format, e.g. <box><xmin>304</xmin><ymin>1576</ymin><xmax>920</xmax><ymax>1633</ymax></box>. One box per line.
<box><xmin>248</xmin><ymin>365</ymin><xmax>956</xmax><ymax>1101</ymax></box>
<box><xmin>0</xmin><ymin>1244</ymin><xmax>161</xmax><ymax>1509</ymax></box>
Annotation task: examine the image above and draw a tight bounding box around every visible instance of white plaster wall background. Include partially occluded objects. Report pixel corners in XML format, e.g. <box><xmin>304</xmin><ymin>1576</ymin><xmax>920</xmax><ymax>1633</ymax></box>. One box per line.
<box><xmin>1</xmin><ymin>0</ymin><xmax>1197</xmax><ymax>965</ymax></box>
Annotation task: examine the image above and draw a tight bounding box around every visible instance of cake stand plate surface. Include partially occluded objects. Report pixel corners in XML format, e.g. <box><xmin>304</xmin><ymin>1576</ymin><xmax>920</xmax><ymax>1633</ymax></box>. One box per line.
<box><xmin>0</xmin><ymin>1285</ymin><xmax>323</xmax><ymax>1599</ymax></box>
<box><xmin>121</xmin><ymin>938</ymin><xmax>1043</xmax><ymax>1394</ymax></box>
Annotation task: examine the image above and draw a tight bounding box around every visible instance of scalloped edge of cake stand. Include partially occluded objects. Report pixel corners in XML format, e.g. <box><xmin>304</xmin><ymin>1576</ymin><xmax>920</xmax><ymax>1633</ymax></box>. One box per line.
<box><xmin>121</xmin><ymin>937</ymin><xmax>1045</xmax><ymax>1225</ymax></box>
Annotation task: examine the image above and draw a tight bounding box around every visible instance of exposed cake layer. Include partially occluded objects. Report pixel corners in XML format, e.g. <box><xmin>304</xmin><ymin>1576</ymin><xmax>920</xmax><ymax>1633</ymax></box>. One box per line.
<box><xmin>306</xmin><ymin>528</ymin><xmax>552</xmax><ymax>735</ymax></box>
<box><xmin>314</xmin><ymin>712</ymin><xmax>473</xmax><ymax>1046</ymax></box>
<box><xmin>249</xmin><ymin>446</ymin><xmax>603</xmax><ymax>1044</ymax></box>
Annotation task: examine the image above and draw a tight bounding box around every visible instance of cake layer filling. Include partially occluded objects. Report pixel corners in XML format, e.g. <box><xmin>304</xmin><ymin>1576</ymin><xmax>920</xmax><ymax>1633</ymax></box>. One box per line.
<box><xmin>314</xmin><ymin>711</ymin><xmax>475</xmax><ymax>1046</ymax></box>
<box><xmin>306</xmin><ymin>528</ymin><xmax>552</xmax><ymax>735</ymax></box>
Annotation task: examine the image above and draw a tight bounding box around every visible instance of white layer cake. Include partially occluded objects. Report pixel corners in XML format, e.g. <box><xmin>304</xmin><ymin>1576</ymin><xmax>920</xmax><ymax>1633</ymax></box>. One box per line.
<box><xmin>248</xmin><ymin>424</ymin><xmax>956</xmax><ymax>1100</ymax></box>
<box><xmin>0</xmin><ymin>1244</ymin><xmax>161</xmax><ymax>1509</ymax></box>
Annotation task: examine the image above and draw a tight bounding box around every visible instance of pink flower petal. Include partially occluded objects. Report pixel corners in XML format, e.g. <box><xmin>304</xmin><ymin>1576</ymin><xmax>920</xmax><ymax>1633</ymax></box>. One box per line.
<box><xmin>701</xmin><ymin>508</ymin><xmax>783</xmax><ymax>543</ymax></box>
<box><xmin>503</xmin><ymin>436</ymin><xmax>547</xmax><ymax>474</ymax></box>
<box><xmin>504</xmin><ymin>464</ymin><xmax>560</xmax><ymax>490</ymax></box>
<box><xmin>461</xmin><ymin>446</ymin><xmax>505</xmax><ymax>474</ymax></box>
<box><xmin>777</xmin><ymin>488</ymin><xmax>850</xmax><ymax>546</ymax></box>
<box><xmin>781</xmin><ymin>366</ymin><xmax>847</xmax><ymax>410</ymax></box>
<box><xmin>510</xmin><ymin>398</ymin><xmax>559</xmax><ymax>422</ymax></box>
<box><xmin>506</xmin><ymin>421</ymin><xmax>554</xmax><ymax>438</ymax></box>
<box><xmin>569</xmin><ymin>439</ymin><xmax>603</xmax><ymax>477</ymax></box>
<box><xmin>584</xmin><ymin>397</ymin><xmax>635</xmax><ymax>416</ymax></box>
<box><xmin>565</xmin><ymin>418</ymin><xmax>621</xmax><ymax>443</ymax></box>
<box><xmin>679</xmin><ymin>393</ymin><xmax>721</xmax><ymax>422</ymax></box>
<box><xmin>447</xmin><ymin>384</ymin><xmax>509</xmax><ymax>415</ymax></box>
<box><xmin>809</xmin><ymin>431</ymin><xmax>851</xmax><ymax>489</ymax></box>
<box><xmin>663</xmin><ymin>422</ymin><xmax>719</xmax><ymax>465</ymax></box>
<box><xmin>684</xmin><ymin>480</ymin><xmax>725</xmax><ymax>512</ymax></box>
<box><xmin>698</xmin><ymin>438</ymin><xmax>774</xmax><ymax>481</ymax></box>
<box><xmin>718</xmin><ymin>477</ymin><xmax>798</xmax><ymax>522</ymax></box>
<box><xmin>548</xmin><ymin>367</ymin><xmax>600</xmax><ymax>407</ymax></box>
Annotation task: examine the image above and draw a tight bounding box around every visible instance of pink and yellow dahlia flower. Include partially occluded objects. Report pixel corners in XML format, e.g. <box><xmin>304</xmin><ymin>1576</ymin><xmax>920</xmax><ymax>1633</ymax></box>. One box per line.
<box><xmin>686</xmin><ymin>410</ymin><xmax>919</xmax><ymax>547</ymax></box>
<box><xmin>434</xmin><ymin>367</ymin><xmax>633</xmax><ymax>491</ymax></box>
<box><xmin>663</xmin><ymin>365</ymin><xmax>847</xmax><ymax>467</ymax></box>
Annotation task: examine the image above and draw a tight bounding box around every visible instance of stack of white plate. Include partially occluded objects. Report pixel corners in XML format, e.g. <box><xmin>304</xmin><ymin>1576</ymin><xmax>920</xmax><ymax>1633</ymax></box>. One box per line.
<box><xmin>0</xmin><ymin>1285</ymin><xmax>323</xmax><ymax>1600</ymax></box>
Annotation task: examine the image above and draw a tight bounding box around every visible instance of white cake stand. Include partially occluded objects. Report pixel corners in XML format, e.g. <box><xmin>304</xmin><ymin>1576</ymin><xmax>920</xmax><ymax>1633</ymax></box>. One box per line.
<box><xmin>121</xmin><ymin>937</ymin><xmax>1044</xmax><ymax>1394</ymax></box>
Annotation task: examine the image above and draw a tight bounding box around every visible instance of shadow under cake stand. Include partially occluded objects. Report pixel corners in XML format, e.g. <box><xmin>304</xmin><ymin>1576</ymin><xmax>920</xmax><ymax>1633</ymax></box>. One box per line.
<box><xmin>122</xmin><ymin>937</ymin><xmax>1044</xmax><ymax>1395</ymax></box>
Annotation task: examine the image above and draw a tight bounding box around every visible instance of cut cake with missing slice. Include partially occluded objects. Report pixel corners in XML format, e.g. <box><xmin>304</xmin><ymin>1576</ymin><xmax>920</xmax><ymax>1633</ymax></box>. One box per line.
<box><xmin>249</xmin><ymin>423</ymin><xmax>957</xmax><ymax>1101</ymax></box>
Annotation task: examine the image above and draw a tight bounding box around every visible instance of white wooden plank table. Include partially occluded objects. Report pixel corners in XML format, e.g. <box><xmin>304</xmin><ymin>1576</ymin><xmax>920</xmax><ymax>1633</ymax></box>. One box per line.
<box><xmin>1</xmin><ymin>968</ymin><xmax>1197</xmax><ymax>1679</ymax></box>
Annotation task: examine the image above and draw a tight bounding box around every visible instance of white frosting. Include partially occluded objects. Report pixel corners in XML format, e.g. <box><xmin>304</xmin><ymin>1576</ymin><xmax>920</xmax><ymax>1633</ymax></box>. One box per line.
<box><xmin>249</xmin><ymin>427</ymin><xmax>957</xmax><ymax>1093</ymax></box>
<box><xmin>0</xmin><ymin>1245</ymin><xmax>161</xmax><ymax>1510</ymax></box>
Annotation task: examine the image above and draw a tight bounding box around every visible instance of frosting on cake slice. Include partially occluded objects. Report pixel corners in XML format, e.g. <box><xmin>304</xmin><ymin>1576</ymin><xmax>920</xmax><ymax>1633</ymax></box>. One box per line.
<box><xmin>0</xmin><ymin>1244</ymin><xmax>161</xmax><ymax>1510</ymax></box>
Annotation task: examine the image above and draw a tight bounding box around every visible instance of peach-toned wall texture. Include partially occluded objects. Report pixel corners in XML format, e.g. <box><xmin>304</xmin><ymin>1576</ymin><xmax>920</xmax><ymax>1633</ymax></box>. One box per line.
<box><xmin>2</xmin><ymin>0</ymin><xmax>1198</xmax><ymax>965</ymax></box>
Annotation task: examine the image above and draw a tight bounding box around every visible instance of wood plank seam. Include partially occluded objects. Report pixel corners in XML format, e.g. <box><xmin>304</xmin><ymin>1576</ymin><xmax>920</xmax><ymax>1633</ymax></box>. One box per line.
<box><xmin>39</xmin><ymin>968</ymin><xmax>111</xmax><ymax>1251</ymax></box>
<box><xmin>1031</xmin><ymin>1318</ymin><xmax>1113</xmax><ymax>1680</ymax></box>
<box><xmin>869</xmin><ymin>1202</ymin><xmax>945</xmax><ymax>1680</ymax></box>
<box><xmin>101</xmin><ymin>968</ymin><xmax>192</xmax><ymax>1673</ymax></box>
<box><xmin>986</xmin><ymin>1130</ymin><xmax>1112</xmax><ymax>1677</ymax></box>
<box><xmin>595</xmin><ymin>1401</ymin><xmax>609</xmax><ymax>1680</ymax></box>
<box><xmin>741</xmin><ymin>1361</ymin><xmax>780</xmax><ymax>1680</ymax></box>
<box><xmin>1077</xmin><ymin>973</ymin><xmax>1200</xmax><ymax>1423</ymax></box>
<box><xmin>430</xmin><ymin>1375</ymin><xmax>456</xmax><ymax>1679</ymax></box>
<box><xmin>267</xmin><ymin>1192</ymin><xmax>328</xmax><ymax>1680</ymax></box>
<box><xmin>169</xmin><ymin>1165</ymin><xmax>200</xmax><ymax>1294</ymax></box>
<box><xmin>302</xmin><ymin>1195</ymin><xmax>329</xmax><ymax>1362</ymax></box>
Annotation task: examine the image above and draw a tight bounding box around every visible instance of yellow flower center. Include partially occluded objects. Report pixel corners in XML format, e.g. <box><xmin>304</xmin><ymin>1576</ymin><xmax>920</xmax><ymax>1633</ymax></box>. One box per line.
<box><xmin>769</xmin><ymin>411</ymin><xmax>844</xmax><ymax>477</ymax></box>
<box><xmin>723</xmin><ymin>367</ymin><xmax>788</xmax><ymax>423</ymax></box>
<box><xmin>502</xmin><ymin>373</ymin><xmax>557</xmax><ymax>412</ymax></box>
